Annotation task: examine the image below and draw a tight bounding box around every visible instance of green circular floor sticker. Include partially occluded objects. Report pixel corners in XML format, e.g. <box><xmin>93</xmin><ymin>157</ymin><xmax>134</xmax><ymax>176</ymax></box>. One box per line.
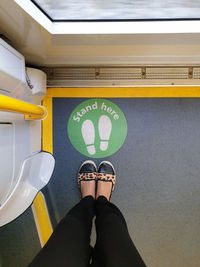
<box><xmin>67</xmin><ymin>99</ymin><xmax>127</xmax><ymax>158</ymax></box>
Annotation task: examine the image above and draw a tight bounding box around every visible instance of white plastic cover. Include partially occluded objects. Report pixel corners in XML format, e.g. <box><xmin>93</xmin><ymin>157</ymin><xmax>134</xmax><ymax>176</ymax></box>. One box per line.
<box><xmin>0</xmin><ymin>152</ymin><xmax>55</xmax><ymax>226</ymax></box>
<box><xmin>0</xmin><ymin>123</ymin><xmax>14</xmax><ymax>206</ymax></box>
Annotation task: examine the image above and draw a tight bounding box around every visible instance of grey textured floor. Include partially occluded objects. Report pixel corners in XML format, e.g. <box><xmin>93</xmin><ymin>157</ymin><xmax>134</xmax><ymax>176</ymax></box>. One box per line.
<box><xmin>0</xmin><ymin>207</ymin><xmax>40</xmax><ymax>267</ymax></box>
<box><xmin>45</xmin><ymin>97</ymin><xmax>200</xmax><ymax>267</ymax></box>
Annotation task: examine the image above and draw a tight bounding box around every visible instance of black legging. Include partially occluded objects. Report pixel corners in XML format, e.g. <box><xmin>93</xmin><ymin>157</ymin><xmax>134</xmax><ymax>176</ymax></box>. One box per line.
<box><xmin>28</xmin><ymin>196</ymin><xmax>146</xmax><ymax>267</ymax></box>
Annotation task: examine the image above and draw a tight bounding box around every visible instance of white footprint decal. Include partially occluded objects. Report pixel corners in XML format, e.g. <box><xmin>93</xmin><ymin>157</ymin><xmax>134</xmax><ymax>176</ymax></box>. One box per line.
<box><xmin>81</xmin><ymin>120</ymin><xmax>96</xmax><ymax>155</ymax></box>
<box><xmin>98</xmin><ymin>115</ymin><xmax>112</xmax><ymax>151</ymax></box>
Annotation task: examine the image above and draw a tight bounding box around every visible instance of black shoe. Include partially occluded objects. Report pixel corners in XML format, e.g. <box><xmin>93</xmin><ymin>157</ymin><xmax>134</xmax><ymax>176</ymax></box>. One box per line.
<box><xmin>78</xmin><ymin>160</ymin><xmax>97</xmax><ymax>188</ymax></box>
<box><xmin>97</xmin><ymin>161</ymin><xmax>116</xmax><ymax>197</ymax></box>
<box><xmin>98</xmin><ymin>161</ymin><xmax>116</xmax><ymax>175</ymax></box>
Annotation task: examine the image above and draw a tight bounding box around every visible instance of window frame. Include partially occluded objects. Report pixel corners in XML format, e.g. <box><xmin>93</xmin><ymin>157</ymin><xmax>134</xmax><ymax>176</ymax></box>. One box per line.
<box><xmin>15</xmin><ymin>0</ymin><xmax>200</xmax><ymax>34</ymax></box>
<box><xmin>30</xmin><ymin>0</ymin><xmax>200</xmax><ymax>22</ymax></box>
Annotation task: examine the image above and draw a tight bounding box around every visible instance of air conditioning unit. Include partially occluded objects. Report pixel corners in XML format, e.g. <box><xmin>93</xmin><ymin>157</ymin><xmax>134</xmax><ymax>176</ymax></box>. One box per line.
<box><xmin>0</xmin><ymin>38</ymin><xmax>47</xmax><ymax>102</ymax></box>
<box><xmin>0</xmin><ymin>38</ymin><xmax>28</xmax><ymax>95</ymax></box>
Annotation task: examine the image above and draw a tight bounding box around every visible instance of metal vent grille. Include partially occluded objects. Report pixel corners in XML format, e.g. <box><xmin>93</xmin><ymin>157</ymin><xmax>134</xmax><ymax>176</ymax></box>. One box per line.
<box><xmin>45</xmin><ymin>68</ymin><xmax>95</xmax><ymax>80</ymax></box>
<box><xmin>193</xmin><ymin>68</ymin><xmax>200</xmax><ymax>79</ymax></box>
<box><xmin>146</xmin><ymin>68</ymin><xmax>189</xmax><ymax>79</ymax></box>
<box><xmin>42</xmin><ymin>66</ymin><xmax>200</xmax><ymax>87</ymax></box>
<box><xmin>96</xmin><ymin>68</ymin><xmax>142</xmax><ymax>80</ymax></box>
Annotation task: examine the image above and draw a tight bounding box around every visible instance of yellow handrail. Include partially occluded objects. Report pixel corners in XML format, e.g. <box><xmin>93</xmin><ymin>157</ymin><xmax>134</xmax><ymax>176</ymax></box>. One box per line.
<box><xmin>0</xmin><ymin>94</ymin><xmax>47</xmax><ymax>120</ymax></box>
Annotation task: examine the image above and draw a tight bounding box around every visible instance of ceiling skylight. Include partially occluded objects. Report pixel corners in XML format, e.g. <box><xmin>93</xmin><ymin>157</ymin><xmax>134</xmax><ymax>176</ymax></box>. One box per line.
<box><xmin>31</xmin><ymin>0</ymin><xmax>200</xmax><ymax>21</ymax></box>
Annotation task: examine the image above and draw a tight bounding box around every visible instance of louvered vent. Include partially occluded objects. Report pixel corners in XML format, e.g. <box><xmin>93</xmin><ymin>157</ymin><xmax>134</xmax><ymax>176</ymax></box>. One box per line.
<box><xmin>193</xmin><ymin>68</ymin><xmax>200</xmax><ymax>79</ymax></box>
<box><xmin>45</xmin><ymin>68</ymin><xmax>95</xmax><ymax>80</ymax></box>
<box><xmin>146</xmin><ymin>68</ymin><xmax>189</xmax><ymax>79</ymax></box>
<box><xmin>96</xmin><ymin>68</ymin><xmax>142</xmax><ymax>80</ymax></box>
<box><xmin>42</xmin><ymin>66</ymin><xmax>200</xmax><ymax>87</ymax></box>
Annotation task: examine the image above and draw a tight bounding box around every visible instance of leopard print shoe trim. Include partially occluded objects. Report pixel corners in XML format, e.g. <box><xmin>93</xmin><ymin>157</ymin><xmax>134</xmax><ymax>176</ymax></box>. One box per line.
<box><xmin>78</xmin><ymin>172</ymin><xmax>97</xmax><ymax>187</ymax></box>
<box><xmin>96</xmin><ymin>173</ymin><xmax>116</xmax><ymax>191</ymax></box>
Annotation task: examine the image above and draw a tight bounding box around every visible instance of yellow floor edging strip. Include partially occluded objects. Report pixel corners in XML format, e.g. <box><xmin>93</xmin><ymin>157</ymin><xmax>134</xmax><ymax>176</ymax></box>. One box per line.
<box><xmin>32</xmin><ymin>96</ymin><xmax>53</xmax><ymax>248</ymax></box>
<box><xmin>32</xmin><ymin>192</ymin><xmax>53</xmax><ymax>247</ymax></box>
<box><xmin>47</xmin><ymin>87</ymin><xmax>200</xmax><ymax>98</ymax></box>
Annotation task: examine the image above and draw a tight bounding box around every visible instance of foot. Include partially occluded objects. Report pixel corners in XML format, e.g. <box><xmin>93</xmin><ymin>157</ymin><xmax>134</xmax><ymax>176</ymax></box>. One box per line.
<box><xmin>78</xmin><ymin>160</ymin><xmax>97</xmax><ymax>199</ymax></box>
<box><xmin>81</xmin><ymin>180</ymin><xmax>96</xmax><ymax>199</ymax></box>
<box><xmin>96</xmin><ymin>161</ymin><xmax>116</xmax><ymax>201</ymax></box>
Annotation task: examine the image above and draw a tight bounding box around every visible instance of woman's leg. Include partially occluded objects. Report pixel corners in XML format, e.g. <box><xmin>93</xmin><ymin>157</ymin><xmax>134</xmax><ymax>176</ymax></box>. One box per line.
<box><xmin>91</xmin><ymin>196</ymin><xmax>146</xmax><ymax>267</ymax></box>
<box><xmin>29</xmin><ymin>160</ymin><xmax>97</xmax><ymax>267</ymax></box>
<box><xmin>29</xmin><ymin>196</ymin><xmax>95</xmax><ymax>267</ymax></box>
<box><xmin>91</xmin><ymin>161</ymin><xmax>146</xmax><ymax>267</ymax></box>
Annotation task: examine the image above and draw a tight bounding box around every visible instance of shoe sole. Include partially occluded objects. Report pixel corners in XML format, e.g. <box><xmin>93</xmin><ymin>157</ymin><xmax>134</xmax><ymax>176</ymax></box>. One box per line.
<box><xmin>97</xmin><ymin>160</ymin><xmax>116</xmax><ymax>175</ymax></box>
<box><xmin>78</xmin><ymin>160</ymin><xmax>97</xmax><ymax>172</ymax></box>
